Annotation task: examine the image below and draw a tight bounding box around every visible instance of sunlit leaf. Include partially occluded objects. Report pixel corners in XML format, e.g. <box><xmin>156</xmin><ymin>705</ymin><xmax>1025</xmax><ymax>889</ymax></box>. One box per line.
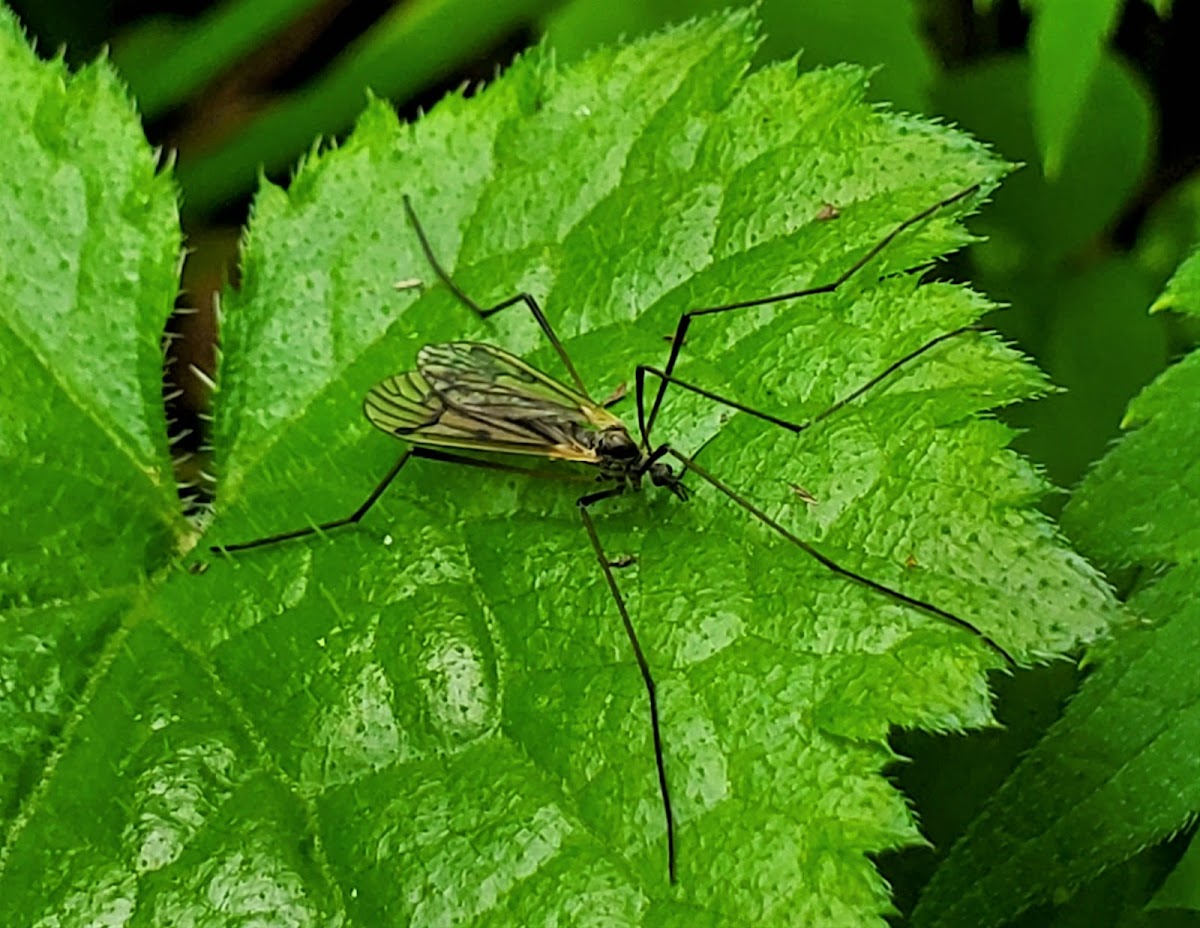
<box><xmin>0</xmin><ymin>10</ymin><xmax>1116</xmax><ymax>925</ymax></box>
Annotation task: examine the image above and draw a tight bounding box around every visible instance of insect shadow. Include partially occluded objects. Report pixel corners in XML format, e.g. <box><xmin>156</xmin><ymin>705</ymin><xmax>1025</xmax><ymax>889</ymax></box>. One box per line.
<box><xmin>212</xmin><ymin>186</ymin><xmax>1016</xmax><ymax>884</ymax></box>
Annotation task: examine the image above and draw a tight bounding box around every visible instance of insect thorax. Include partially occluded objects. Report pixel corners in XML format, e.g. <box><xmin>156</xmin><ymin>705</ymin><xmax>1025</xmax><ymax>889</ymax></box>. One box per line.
<box><xmin>588</xmin><ymin>425</ymin><xmax>642</xmax><ymax>476</ymax></box>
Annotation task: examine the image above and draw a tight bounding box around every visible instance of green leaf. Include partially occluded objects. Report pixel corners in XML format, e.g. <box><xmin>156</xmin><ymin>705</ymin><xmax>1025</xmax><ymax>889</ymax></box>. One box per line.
<box><xmin>546</xmin><ymin>0</ymin><xmax>935</xmax><ymax>111</ymax></box>
<box><xmin>174</xmin><ymin>0</ymin><xmax>562</xmax><ymax>215</ymax></box>
<box><xmin>1040</xmin><ymin>843</ymin><xmax>1196</xmax><ymax>928</ymax></box>
<box><xmin>1134</xmin><ymin>171</ymin><xmax>1200</xmax><ymax>285</ymax></box>
<box><xmin>1150</xmin><ymin>247</ymin><xmax>1200</xmax><ymax>316</ymax></box>
<box><xmin>934</xmin><ymin>52</ymin><xmax>1153</xmax><ymax>271</ymax></box>
<box><xmin>2</xmin><ymin>10</ymin><xmax>1116</xmax><ymax>925</ymax></box>
<box><xmin>1068</xmin><ymin>246</ymin><xmax>1200</xmax><ymax>566</ymax></box>
<box><xmin>1029</xmin><ymin>0</ymin><xmax>1124</xmax><ymax>179</ymax></box>
<box><xmin>1148</xmin><ymin>831</ymin><xmax>1200</xmax><ymax>912</ymax></box>
<box><xmin>999</xmin><ymin>256</ymin><xmax>1167</xmax><ymax>491</ymax></box>
<box><xmin>0</xmin><ymin>0</ymin><xmax>182</xmax><ymax>896</ymax></box>
<box><xmin>912</xmin><ymin>248</ymin><xmax>1200</xmax><ymax>928</ymax></box>
<box><xmin>0</xmin><ymin>7</ymin><xmax>183</xmax><ymax>610</ymax></box>
<box><xmin>111</xmin><ymin>0</ymin><xmax>326</xmax><ymax>119</ymax></box>
<box><xmin>911</xmin><ymin>568</ymin><xmax>1200</xmax><ymax>928</ymax></box>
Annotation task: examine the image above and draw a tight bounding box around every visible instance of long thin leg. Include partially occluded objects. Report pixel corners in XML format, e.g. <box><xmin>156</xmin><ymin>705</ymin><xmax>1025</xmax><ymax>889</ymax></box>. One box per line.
<box><xmin>211</xmin><ymin>451</ymin><xmax>413</xmax><ymax>553</ymax></box>
<box><xmin>644</xmin><ymin>184</ymin><xmax>981</xmax><ymax>438</ymax></box>
<box><xmin>635</xmin><ymin>366</ymin><xmax>808</xmax><ymax>446</ymax></box>
<box><xmin>797</xmin><ymin>325</ymin><xmax>981</xmax><ymax>430</ymax></box>
<box><xmin>634</xmin><ymin>324</ymin><xmax>981</xmax><ymax>447</ymax></box>
<box><xmin>211</xmin><ymin>447</ymin><xmax>595</xmax><ymax>554</ymax></box>
<box><xmin>663</xmin><ymin>445</ymin><xmax>1016</xmax><ymax>666</ymax></box>
<box><xmin>577</xmin><ymin>485</ymin><xmax>676</xmax><ymax>884</ymax></box>
<box><xmin>403</xmin><ymin>196</ymin><xmax>592</xmax><ymax>398</ymax></box>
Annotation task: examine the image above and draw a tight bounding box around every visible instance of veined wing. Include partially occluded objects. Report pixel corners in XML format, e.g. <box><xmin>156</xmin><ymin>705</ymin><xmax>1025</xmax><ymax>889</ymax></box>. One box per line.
<box><xmin>418</xmin><ymin>342</ymin><xmax>621</xmax><ymax>430</ymax></box>
<box><xmin>363</xmin><ymin>342</ymin><xmax>624</xmax><ymax>462</ymax></box>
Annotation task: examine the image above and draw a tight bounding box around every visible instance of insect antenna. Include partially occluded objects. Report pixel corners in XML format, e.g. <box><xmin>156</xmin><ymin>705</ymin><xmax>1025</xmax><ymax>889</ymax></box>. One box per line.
<box><xmin>644</xmin><ymin>183</ymin><xmax>982</xmax><ymax>438</ymax></box>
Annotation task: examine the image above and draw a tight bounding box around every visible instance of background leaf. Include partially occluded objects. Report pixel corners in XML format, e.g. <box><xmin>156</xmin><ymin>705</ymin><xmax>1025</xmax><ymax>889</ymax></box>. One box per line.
<box><xmin>110</xmin><ymin>0</ymin><xmax>325</xmax><ymax>119</ymax></box>
<box><xmin>545</xmin><ymin>0</ymin><xmax>935</xmax><ymax>112</ymax></box>
<box><xmin>0</xmin><ymin>0</ymin><xmax>182</xmax><ymax>900</ymax></box>
<box><xmin>911</xmin><ymin>245</ymin><xmax>1200</xmax><ymax>928</ymax></box>
<box><xmin>1148</xmin><ymin>832</ymin><xmax>1200</xmax><ymax>913</ymax></box>
<box><xmin>1028</xmin><ymin>0</ymin><xmax>1124</xmax><ymax>179</ymax></box>
<box><xmin>0</xmin><ymin>9</ymin><xmax>183</xmax><ymax>605</ymax></box>
<box><xmin>173</xmin><ymin>0</ymin><xmax>564</xmax><ymax>217</ymax></box>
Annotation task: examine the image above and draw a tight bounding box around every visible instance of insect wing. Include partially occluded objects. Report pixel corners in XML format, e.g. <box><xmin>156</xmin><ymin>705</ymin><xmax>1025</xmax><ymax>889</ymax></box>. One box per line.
<box><xmin>363</xmin><ymin>369</ymin><xmax>555</xmax><ymax>456</ymax></box>
<box><xmin>419</xmin><ymin>342</ymin><xmax>621</xmax><ymax>431</ymax></box>
<box><xmin>363</xmin><ymin>342</ymin><xmax>621</xmax><ymax>462</ymax></box>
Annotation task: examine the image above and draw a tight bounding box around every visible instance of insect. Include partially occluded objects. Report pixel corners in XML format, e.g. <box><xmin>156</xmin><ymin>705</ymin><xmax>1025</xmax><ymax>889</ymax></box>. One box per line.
<box><xmin>212</xmin><ymin>187</ymin><xmax>1016</xmax><ymax>883</ymax></box>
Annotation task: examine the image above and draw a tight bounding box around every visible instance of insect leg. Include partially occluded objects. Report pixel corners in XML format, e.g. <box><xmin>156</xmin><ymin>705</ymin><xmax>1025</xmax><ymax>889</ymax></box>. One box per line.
<box><xmin>211</xmin><ymin>451</ymin><xmax>413</xmax><ymax>553</ymax></box>
<box><xmin>635</xmin><ymin>365</ymin><xmax>806</xmax><ymax>447</ymax></box>
<box><xmin>577</xmin><ymin>485</ymin><xmax>676</xmax><ymax>884</ymax></box>
<box><xmin>644</xmin><ymin>184</ymin><xmax>982</xmax><ymax>438</ymax></box>
<box><xmin>661</xmin><ymin>445</ymin><xmax>1017</xmax><ymax>666</ymax></box>
<box><xmin>403</xmin><ymin>196</ymin><xmax>591</xmax><ymax>399</ymax></box>
<box><xmin>634</xmin><ymin>324</ymin><xmax>978</xmax><ymax>446</ymax></box>
<box><xmin>212</xmin><ymin>448</ymin><xmax>596</xmax><ymax>554</ymax></box>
